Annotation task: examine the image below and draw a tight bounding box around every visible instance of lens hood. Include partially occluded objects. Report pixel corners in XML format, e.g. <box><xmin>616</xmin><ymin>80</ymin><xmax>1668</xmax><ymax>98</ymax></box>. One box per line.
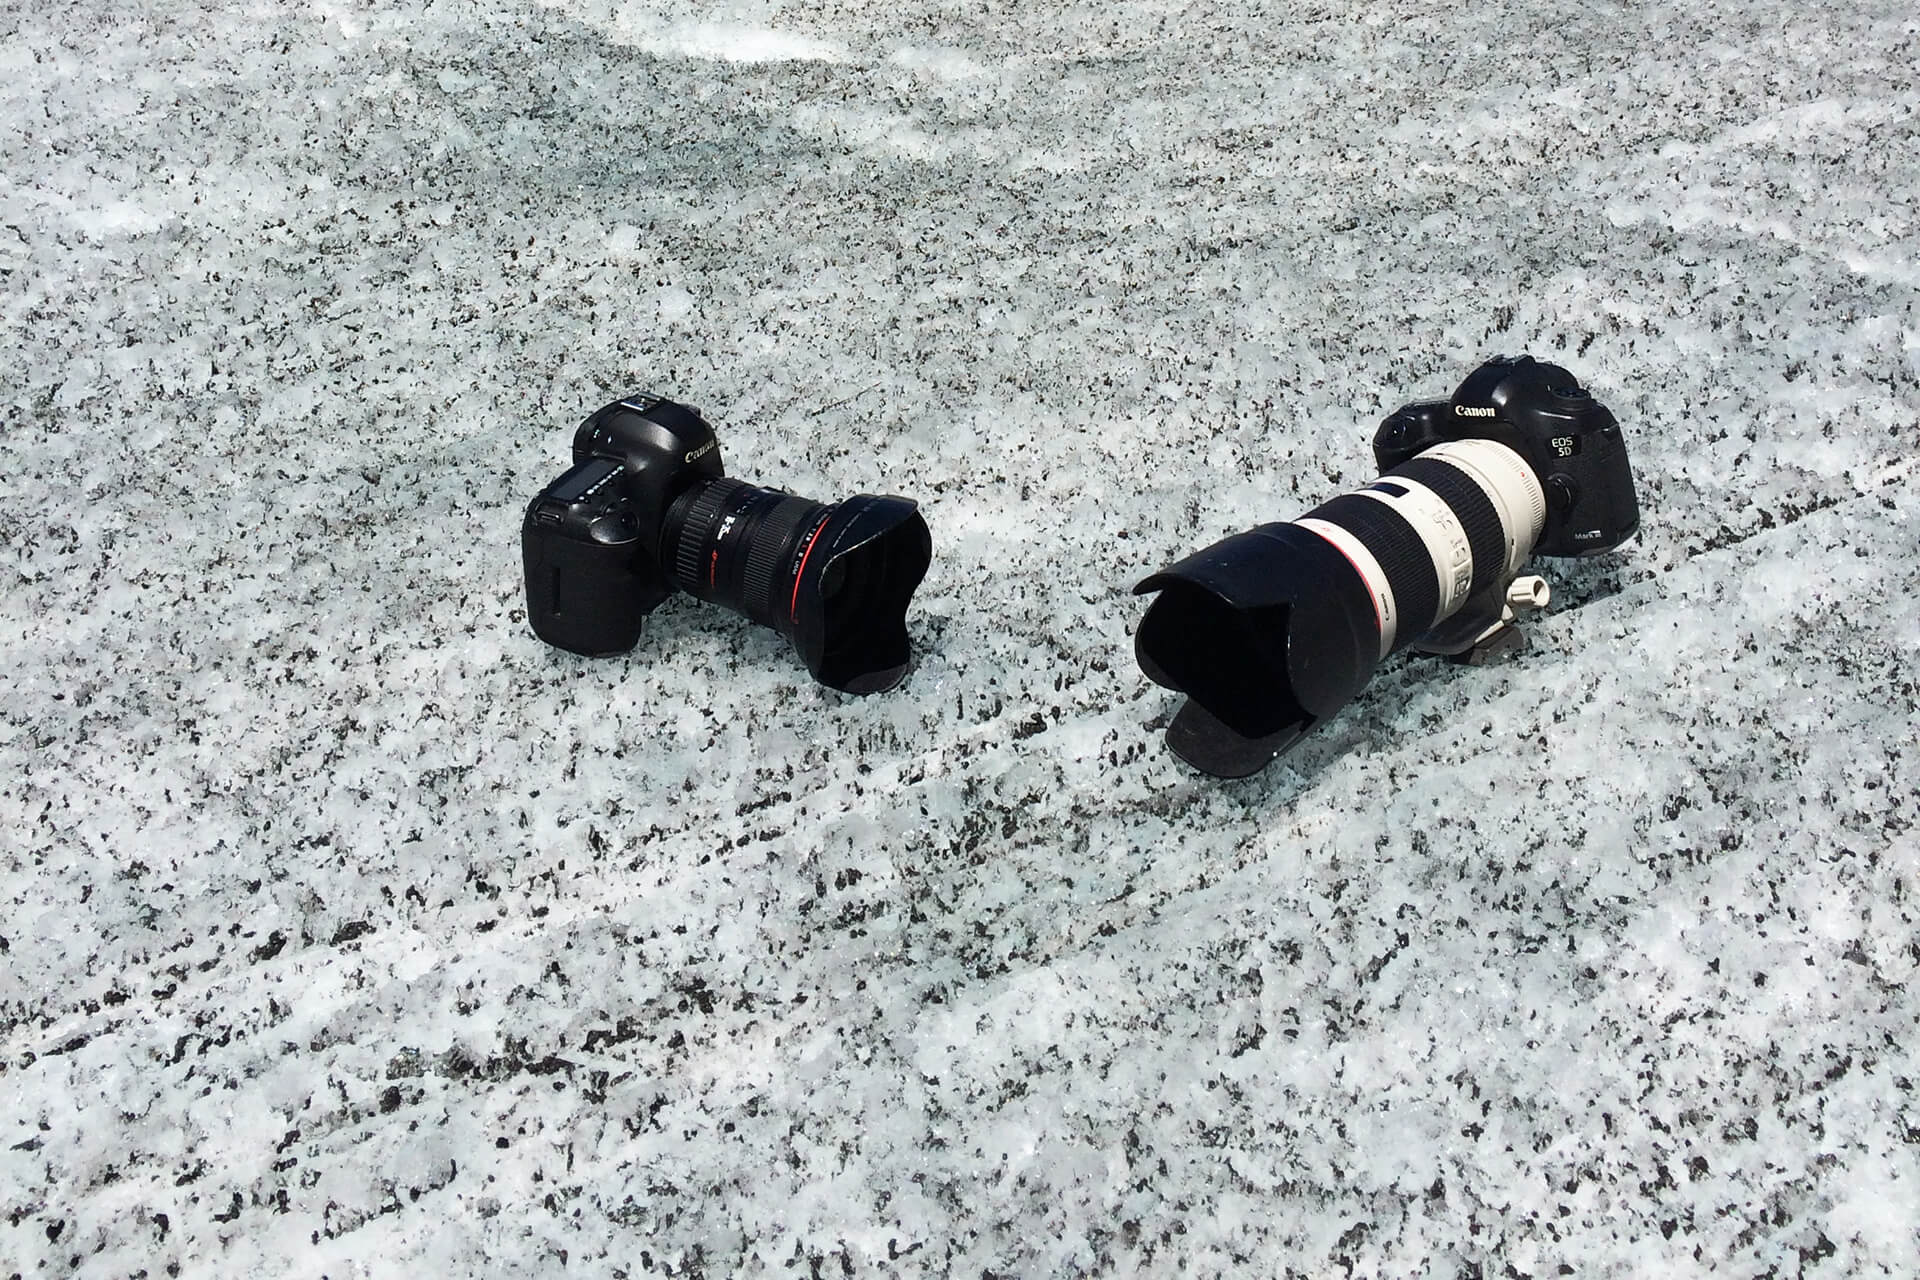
<box><xmin>1134</xmin><ymin>523</ymin><xmax>1379</xmax><ymax>776</ymax></box>
<box><xmin>786</xmin><ymin>495</ymin><xmax>932</xmax><ymax>694</ymax></box>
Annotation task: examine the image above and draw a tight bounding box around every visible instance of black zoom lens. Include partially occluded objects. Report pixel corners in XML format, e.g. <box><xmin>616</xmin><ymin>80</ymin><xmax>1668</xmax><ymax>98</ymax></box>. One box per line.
<box><xmin>663</xmin><ymin>476</ymin><xmax>932</xmax><ymax>694</ymax></box>
<box><xmin>1134</xmin><ymin>439</ymin><xmax>1546</xmax><ymax>777</ymax></box>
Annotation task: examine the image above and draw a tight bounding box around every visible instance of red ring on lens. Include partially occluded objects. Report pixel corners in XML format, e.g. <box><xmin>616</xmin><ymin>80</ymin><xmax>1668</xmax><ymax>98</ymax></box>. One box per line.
<box><xmin>788</xmin><ymin>514</ymin><xmax>832</xmax><ymax>622</ymax></box>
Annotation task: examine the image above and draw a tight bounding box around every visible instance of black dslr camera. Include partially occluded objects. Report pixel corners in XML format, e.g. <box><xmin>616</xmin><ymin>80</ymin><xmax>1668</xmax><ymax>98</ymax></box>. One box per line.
<box><xmin>1134</xmin><ymin>356</ymin><xmax>1639</xmax><ymax>777</ymax></box>
<box><xmin>522</xmin><ymin>396</ymin><xmax>932</xmax><ymax>694</ymax></box>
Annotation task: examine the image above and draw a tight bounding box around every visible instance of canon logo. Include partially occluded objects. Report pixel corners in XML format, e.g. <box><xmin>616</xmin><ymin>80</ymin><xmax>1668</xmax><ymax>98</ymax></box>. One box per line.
<box><xmin>684</xmin><ymin>438</ymin><xmax>717</xmax><ymax>463</ymax></box>
<box><xmin>1455</xmin><ymin>405</ymin><xmax>1497</xmax><ymax>418</ymax></box>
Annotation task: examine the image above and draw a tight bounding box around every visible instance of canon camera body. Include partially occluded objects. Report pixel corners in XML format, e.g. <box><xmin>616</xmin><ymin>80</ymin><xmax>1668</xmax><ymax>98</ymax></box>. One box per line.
<box><xmin>522</xmin><ymin>396</ymin><xmax>932</xmax><ymax>695</ymax></box>
<box><xmin>1134</xmin><ymin>356</ymin><xmax>1639</xmax><ymax>777</ymax></box>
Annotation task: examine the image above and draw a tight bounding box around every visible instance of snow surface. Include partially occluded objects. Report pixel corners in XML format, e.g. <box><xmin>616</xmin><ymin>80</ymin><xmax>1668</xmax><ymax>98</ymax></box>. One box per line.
<box><xmin>3</xmin><ymin>0</ymin><xmax>1917</xmax><ymax>1275</ymax></box>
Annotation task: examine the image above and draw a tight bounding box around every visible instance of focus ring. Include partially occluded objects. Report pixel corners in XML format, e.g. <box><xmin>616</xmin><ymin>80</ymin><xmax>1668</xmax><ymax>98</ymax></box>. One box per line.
<box><xmin>741</xmin><ymin>495</ymin><xmax>826</xmax><ymax>627</ymax></box>
<box><xmin>1304</xmin><ymin>493</ymin><xmax>1440</xmax><ymax>642</ymax></box>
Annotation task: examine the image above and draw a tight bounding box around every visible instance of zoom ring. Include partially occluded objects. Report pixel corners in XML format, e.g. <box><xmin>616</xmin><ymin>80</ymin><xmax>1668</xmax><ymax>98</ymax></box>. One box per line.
<box><xmin>669</xmin><ymin>476</ymin><xmax>750</xmax><ymax>595</ymax></box>
<box><xmin>1391</xmin><ymin>456</ymin><xmax>1507</xmax><ymax>600</ymax></box>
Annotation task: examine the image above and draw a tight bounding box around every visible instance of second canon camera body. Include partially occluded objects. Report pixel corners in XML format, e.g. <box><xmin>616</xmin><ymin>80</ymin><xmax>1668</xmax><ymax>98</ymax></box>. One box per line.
<box><xmin>1134</xmin><ymin>356</ymin><xmax>1639</xmax><ymax>778</ymax></box>
<box><xmin>522</xmin><ymin>396</ymin><xmax>931</xmax><ymax>695</ymax></box>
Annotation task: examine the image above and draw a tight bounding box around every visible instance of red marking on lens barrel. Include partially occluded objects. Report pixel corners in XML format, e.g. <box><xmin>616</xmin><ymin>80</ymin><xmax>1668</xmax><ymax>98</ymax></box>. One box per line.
<box><xmin>1325</xmin><ymin>541</ymin><xmax>1386</xmax><ymax>639</ymax></box>
<box><xmin>789</xmin><ymin>516</ymin><xmax>832</xmax><ymax>622</ymax></box>
<box><xmin>1296</xmin><ymin>522</ymin><xmax>1386</xmax><ymax>643</ymax></box>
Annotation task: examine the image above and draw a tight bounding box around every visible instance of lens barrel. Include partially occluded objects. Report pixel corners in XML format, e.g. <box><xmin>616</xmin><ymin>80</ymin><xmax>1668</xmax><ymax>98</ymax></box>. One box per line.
<box><xmin>1135</xmin><ymin>439</ymin><xmax>1545</xmax><ymax>776</ymax></box>
<box><xmin>665</xmin><ymin>477</ymin><xmax>826</xmax><ymax>627</ymax></box>
<box><xmin>663</xmin><ymin>476</ymin><xmax>932</xmax><ymax>694</ymax></box>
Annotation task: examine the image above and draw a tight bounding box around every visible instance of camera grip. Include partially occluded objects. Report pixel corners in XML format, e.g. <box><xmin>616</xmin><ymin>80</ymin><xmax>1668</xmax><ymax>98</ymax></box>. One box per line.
<box><xmin>522</xmin><ymin>514</ymin><xmax>655</xmax><ymax>657</ymax></box>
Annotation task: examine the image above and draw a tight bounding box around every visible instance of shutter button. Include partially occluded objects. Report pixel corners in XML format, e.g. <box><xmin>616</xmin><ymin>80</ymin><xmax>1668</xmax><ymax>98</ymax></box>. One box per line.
<box><xmin>588</xmin><ymin>515</ymin><xmax>634</xmax><ymax>544</ymax></box>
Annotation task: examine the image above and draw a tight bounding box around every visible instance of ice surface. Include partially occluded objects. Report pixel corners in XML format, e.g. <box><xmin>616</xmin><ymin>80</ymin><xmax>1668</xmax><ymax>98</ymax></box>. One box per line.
<box><xmin>2</xmin><ymin>0</ymin><xmax>1916</xmax><ymax>1275</ymax></box>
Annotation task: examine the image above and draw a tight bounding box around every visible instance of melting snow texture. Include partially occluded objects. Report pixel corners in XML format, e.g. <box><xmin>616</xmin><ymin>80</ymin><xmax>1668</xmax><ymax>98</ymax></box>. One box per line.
<box><xmin>3</xmin><ymin>0</ymin><xmax>1917</xmax><ymax>1275</ymax></box>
